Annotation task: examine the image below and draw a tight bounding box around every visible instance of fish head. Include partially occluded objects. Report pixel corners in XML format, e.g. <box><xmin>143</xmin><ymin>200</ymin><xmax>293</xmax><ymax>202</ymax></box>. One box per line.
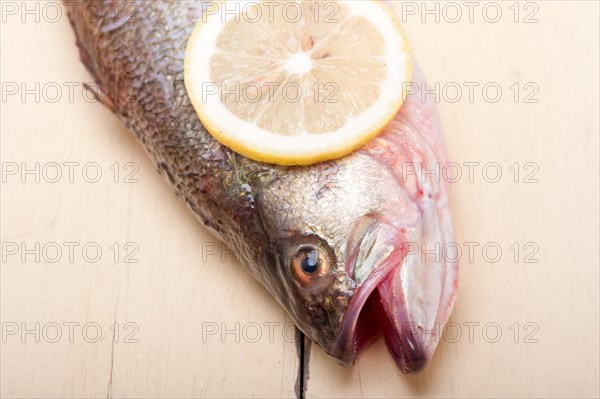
<box><xmin>256</xmin><ymin>149</ymin><xmax>457</xmax><ymax>374</ymax></box>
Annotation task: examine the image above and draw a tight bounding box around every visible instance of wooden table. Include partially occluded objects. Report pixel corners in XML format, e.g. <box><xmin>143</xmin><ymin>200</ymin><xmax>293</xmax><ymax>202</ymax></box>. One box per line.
<box><xmin>1</xmin><ymin>1</ymin><xmax>598</xmax><ymax>397</ymax></box>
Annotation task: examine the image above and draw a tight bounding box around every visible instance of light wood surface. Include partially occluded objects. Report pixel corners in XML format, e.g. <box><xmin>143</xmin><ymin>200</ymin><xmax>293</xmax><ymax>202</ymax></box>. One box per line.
<box><xmin>1</xmin><ymin>1</ymin><xmax>598</xmax><ymax>398</ymax></box>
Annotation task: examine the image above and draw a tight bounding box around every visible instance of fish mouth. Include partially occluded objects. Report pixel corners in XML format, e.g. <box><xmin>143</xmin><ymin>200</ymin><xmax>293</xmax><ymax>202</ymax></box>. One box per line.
<box><xmin>332</xmin><ymin>218</ymin><xmax>432</xmax><ymax>374</ymax></box>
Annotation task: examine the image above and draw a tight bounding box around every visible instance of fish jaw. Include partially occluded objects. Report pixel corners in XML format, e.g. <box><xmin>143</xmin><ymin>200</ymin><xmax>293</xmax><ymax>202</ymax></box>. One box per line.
<box><xmin>330</xmin><ymin>211</ymin><xmax>457</xmax><ymax>373</ymax></box>
<box><xmin>331</xmin><ymin>218</ymin><xmax>405</xmax><ymax>363</ymax></box>
<box><xmin>376</xmin><ymin>260</ymin><xmax>439</xmax><ymax>373</ymax></box>
<box><xmin>326</xmin><ymin>218</ymin><xmax>423</xmax><ymax>370</ymax></box>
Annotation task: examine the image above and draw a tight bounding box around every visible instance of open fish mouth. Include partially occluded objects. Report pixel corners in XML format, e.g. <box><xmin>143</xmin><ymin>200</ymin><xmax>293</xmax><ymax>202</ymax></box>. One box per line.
<box><xmin>332</xmin><ymin>218</ymin><xmax>432</xmax><ymax>374</ymax></box>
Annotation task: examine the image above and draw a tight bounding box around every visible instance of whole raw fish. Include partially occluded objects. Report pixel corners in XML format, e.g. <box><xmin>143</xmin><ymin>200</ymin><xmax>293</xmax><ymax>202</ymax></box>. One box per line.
<box><xmin>66</xmin><ymin>0</ymin><xmax>458</xmax><ymax>373</ymax></box>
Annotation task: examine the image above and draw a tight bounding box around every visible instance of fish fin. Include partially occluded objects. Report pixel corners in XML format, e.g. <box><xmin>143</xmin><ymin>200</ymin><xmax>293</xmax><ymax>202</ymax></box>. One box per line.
<box><xmin>74</xmin><ymin>34</ymin><xmax>116</xmax><ymax>112</ymax></box>
<box><xmin>65</xmin><ymin>0</ymin><xmax>117</xmax><ymax>112</ymax></box>
<box><xmin>83</xmin><ymin>82</ymin><xmax>115</xmax><ymax>112</ymax></box>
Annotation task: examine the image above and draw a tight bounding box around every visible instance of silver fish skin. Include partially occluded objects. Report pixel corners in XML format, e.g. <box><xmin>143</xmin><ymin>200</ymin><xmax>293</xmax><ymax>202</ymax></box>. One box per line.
<box><xmin>66</xmin><ymin>0</ymin><xmax>458</xmax><ymax>373</ymax></box>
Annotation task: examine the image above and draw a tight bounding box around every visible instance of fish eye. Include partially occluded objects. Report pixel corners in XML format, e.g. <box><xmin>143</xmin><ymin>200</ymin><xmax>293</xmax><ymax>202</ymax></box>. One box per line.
<box><xmin>301</xmin><ymin>249</ymin><xmax>319</xmax><ymax>274</ymax></box>
<box><xmin>291</xmin><ymin>245</ymin><xmax>330</xmax><ymax>284</ymax></box>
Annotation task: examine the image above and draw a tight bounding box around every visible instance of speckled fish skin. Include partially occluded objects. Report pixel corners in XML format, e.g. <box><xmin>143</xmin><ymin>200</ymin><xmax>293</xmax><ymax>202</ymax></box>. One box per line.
<box><xmin>67</xmin><ymin>0</ymin><xmax>458</xmax><ymax>373</ymax></box>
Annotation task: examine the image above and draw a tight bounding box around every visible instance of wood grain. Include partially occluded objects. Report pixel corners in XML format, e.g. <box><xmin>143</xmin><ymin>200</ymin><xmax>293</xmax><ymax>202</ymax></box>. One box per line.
<box><xmin>1</xmin><ymin>1</ymin><xmax>598</xmax><ymax>398</ymax></box>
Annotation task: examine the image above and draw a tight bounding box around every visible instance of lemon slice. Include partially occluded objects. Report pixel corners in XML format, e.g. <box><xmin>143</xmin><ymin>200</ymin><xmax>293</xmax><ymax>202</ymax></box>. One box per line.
<box><xmin>185</xmin><ymin>0</ymin><xmax>412</xmax><ymax>165</ymax></box>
